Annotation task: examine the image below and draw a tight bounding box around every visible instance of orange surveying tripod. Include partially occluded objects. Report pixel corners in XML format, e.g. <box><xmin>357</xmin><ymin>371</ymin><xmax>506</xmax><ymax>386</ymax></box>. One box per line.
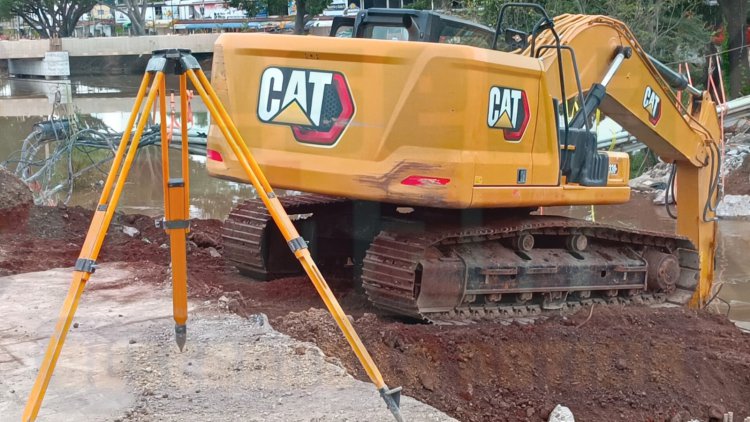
<box><xmin>22</xmin><ymin>49</ymin><xmax>403</xmax><ymax>422</ymax></box>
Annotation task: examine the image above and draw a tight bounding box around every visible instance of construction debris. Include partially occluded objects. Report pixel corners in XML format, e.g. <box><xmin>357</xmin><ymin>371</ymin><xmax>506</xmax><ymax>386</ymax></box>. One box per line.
<box><xmin>629</xmin><ymin>133</ymin><xmax>750</xmax><ymax>214</ymax></box>
<box><xmin>716</xmin><ymin>195</ymin><xmax>750</xmax><ymax>217</ymax></box>
<box><xmin>548</xmin><ymin>405</ymin><xmax>575</xmax><ymax>422</ymax></box>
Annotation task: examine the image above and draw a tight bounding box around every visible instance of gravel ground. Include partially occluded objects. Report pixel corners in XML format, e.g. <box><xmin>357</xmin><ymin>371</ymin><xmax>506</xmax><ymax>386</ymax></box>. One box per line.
<box><xmin>0</xmin><ymin>263</ymin><xmax>454</xmax><ymax>422</ymax></box>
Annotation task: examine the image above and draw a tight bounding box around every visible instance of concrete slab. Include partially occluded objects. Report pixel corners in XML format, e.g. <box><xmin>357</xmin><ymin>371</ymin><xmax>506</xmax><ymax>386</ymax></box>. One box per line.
<box><xmin>0</xmin><ymin>264</ymin><xmax>455</xmax><ymax>421</ymax></box>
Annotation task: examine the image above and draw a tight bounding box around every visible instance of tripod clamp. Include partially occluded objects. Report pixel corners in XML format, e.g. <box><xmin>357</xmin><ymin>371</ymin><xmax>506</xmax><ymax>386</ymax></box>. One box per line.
<box><xmin>147</xmin><ymin>48</ymin><xmax>201</xmax><ymax>75</ymax></box>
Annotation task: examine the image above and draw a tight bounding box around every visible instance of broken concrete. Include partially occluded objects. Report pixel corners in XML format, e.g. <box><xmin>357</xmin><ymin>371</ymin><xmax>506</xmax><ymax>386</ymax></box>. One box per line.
<box><xmin>717</xmin><ymin>195</ymin><xmax>750</xmax><ymax>218</ymax></box>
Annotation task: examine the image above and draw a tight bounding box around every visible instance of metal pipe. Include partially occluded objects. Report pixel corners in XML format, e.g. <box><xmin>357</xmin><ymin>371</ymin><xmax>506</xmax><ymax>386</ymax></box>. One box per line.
<box><xmin>716</xmin><ymin>94</ymin><xmax>750</xmax><ymax>114</ymax></box>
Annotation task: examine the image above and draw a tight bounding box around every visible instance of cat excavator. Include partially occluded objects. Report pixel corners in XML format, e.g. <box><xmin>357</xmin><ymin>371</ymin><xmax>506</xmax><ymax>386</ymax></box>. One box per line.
<box><xmin>23</xmin><ymin>6</ymin><xmax>724</xmax><ymax>421</ymax></box>
<box><xmin>207</xmin><ymin>4</ymin><xmax>721</xmax><ymax>321</ymax></box>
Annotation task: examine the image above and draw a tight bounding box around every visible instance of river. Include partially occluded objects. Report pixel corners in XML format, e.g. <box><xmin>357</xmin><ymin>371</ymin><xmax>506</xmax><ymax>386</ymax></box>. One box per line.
<box><xmin>0</xmin><ymin>75</ymin><xmax>747</xmax><ymax>329</ymax></box>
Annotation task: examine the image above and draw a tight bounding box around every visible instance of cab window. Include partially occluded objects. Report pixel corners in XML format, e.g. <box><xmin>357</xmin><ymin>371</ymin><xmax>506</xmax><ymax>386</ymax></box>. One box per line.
<box><xmin>438</xmin><ymin>22</ymin><xmax>492</xmax><ymax>48</ymax></box>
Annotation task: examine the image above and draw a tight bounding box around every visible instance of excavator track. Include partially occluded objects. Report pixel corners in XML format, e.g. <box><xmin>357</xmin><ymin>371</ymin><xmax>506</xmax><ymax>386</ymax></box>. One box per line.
<box><xmin>361</xmin><ymin>216</ymin><xmax>700</xmax><ymax>323</ymax></box>
<box><xmin>222</xmin><ymin>194</ymin><xmax>701</xmax><ymax>323</ymax></box>
<box><xmin>222</xmin><ymin>194</ymin><xmax>350</xmax><ymax>279</ymax></box>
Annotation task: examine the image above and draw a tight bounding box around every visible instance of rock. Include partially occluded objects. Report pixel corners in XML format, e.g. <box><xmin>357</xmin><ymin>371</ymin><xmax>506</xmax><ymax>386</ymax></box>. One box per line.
<box><xmin>73</xmin><ymin>322</ymin><xmax>79</xmax><ymax>329</ymax></box>
<box><xmin>652</xmin><ymin>189</ymin><xmax>675</xmax><ymax>205</ymax></box>
<box><xmin>526</xmin><ymin>406</ymin><xmax>535</xmax><ymax>417</ymax></box>
<box><xmin>189</xmin><ymin>231</ymin><xmax>218</xmax><ymax>248</ymax></box>
<box><xmin>227</xmin><ymin>299</ymin><xmax>241</xmax><ymax>313</ymax></box>
<box><xmin>419</xmin><ymin>372</ymin><xmax>437</xmax><ymax>392</ymax></box>
<box><xmin>708</xmin><ymin>404</ymin><xmax>726</xmax><ymax>421</ymax></box>
<box><xmin>122</xmin><ymin>226</ymin><xmax>140</xmax><ymax>238</ymax></box>
<box><xmin>629</xmin><ymin>162</ymin><xmax>670</xmax><ymax>191</ymax></box>
<box><xmin>0</xmin><ymin>168</ymin><xmax>33</xmax><ymax>211</ymax></box>
<box><xmin>614</xmin><ymin>358</ymin><xmax>628</xmax><ymax>371</ymax></box>
<box><xmin>207</xmin><ymin>247</ymin><xmax>222</xmax><ymax>258</ymax></box>
<box><xmin>548</xmin><ymin>404</ymin><xmax>575</xmax><ymax>422</ymax></box>
<box><xmin>716</xmin><ymin>194</ymin><xmax>750</xmax><ymax>217</ymax></box>
<box><xmin>129</xmin><ymin>339</ymin><xmax>137</xmax><ymax>344</ymax></box>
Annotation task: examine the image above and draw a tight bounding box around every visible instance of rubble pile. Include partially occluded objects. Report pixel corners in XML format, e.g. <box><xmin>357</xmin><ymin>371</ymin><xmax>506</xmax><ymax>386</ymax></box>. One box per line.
<box><xmin>628</xmin><ymin>132</ymin><xmax>750</xmax><ymax>216</ymax></box>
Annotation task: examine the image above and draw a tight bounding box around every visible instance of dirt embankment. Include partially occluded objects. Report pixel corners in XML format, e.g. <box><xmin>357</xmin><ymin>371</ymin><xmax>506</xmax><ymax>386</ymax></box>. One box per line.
<box><xmin>0</xmin><ymin>168</ymin><xmax>32</xmax><ymax>210</ymax></box>
<box><xmin>726</xmin><ymin>154</ymin><xmax>750</xmax><ymax>196</ymax></box>
<box><xmin>0</xmin><ymin>205</ymin><xmax>224</xmax><ymax>279</ymax></box>
<box><xmin>2</xmin><ymin>205</ymin><xmax>749</xmax><ymax>422</ymax></box>
<box><xmin>276</xmin><ymin>308</ymin><xmax>750</xmax><ymax>422</ymax></box>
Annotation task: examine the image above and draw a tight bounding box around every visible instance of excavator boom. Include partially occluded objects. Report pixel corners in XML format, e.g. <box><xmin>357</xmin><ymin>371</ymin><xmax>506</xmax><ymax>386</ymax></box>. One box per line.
<box><xmin>531</xmin><ymin>14</ymin><xmax>720</xmax><ymax>305</ymax></box>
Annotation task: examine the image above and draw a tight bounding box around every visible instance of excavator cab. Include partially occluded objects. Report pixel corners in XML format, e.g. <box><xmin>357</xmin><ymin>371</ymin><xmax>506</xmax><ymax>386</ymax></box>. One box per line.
<box><xmin>494</xmin><ymin>2</ymin><xmax>610</xmax><ymax>186</ymax></box>
<box><xmin>330</xmin><ymin>8</ymin><xmax>494</xmax><ymax>48</ymax></box>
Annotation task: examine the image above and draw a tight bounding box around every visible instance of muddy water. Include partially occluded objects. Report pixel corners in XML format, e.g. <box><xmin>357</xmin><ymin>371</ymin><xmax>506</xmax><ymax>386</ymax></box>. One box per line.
<box><xmin>0</xmin><ymin>76</ymin><xmax>748</xmax><ymax>326</ymax></box>
<box><xmin>0</xmin><ymin>75</ymin><xmax>253</xmax><ymax>219</ymax></box>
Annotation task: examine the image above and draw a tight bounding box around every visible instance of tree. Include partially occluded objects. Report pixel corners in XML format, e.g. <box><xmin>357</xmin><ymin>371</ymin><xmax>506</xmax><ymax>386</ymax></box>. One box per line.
<box><xmin>468</xmin><ymin>0</ymin><xmax>711</xmax><ymax>66</ymax></box>
<box><xmin>103</xmin><ymin>0</ymin><xmax>149</xmax><ymax>36</ymax></box>
<box><xmin>228</xmin><ymin>0</ymin><xmax>288</xmax><ymax>16</ymax></box>
<box><xmin>717</xmin><ymin>0</ymin><xmax>749</xmax><ymax>98</ymax></box>
<box><xmin>0</xmin><ymin>0</ymin><xmax>98</xmax><ymax>38</ymax></box>
<box><xmin>293</xmin><ymin>0</ymin><xmax>327</xmax><ymax>34</ymax></box>
<box><xmin>229</xmin><ymin>0</ymin><xmax>326</xmax><ymax>34</ymax></box>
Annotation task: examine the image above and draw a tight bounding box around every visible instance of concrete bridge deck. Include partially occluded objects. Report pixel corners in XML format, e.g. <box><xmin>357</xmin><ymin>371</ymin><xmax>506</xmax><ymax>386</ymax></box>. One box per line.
<box><xmin>0</xmin><ymin>34</ymin><xmax>220</xmax><ymax>60</ymax></box>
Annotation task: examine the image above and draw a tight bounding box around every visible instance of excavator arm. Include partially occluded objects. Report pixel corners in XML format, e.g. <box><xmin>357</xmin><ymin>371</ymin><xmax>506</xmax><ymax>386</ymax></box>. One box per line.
<box><xmin>531</xmin><ymin>14</ymin><xmax>721</xmax><ymax>306</ymax></box>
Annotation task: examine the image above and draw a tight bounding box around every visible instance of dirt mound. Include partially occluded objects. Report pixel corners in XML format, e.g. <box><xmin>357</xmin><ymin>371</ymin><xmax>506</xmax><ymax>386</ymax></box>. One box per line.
<box><xmin>0</xmin><ymin>168</ymin><xmax>32</xmax><ymax>212</ymax></box>
<box><xmin>274</xmin><ymin>307</ymin><xmax>750</xmax><ymax>422</ymax></box>
<box><xmin>0</xmin><ymin>205</ymin><xmax>225</xmax><ymax>278</ymax></box>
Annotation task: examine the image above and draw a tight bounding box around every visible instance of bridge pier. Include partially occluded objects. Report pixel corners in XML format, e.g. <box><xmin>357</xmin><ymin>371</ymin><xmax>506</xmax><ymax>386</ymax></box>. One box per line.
<box><xmin>8</xmin><ymin>51</ymin><xmax>70</xmax><ymax>79</ymax></box>
<box><xmin>0</xmin><ymin>34</ymin><xmax>218</xmax><ymax>76</ymax></box>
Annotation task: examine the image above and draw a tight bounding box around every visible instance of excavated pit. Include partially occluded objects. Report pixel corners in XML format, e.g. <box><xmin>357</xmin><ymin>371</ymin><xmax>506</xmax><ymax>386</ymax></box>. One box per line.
<box><xmin>1</xmin><ymin>204</ymin><xmax>749</xmax><ymax>421</ymax></box>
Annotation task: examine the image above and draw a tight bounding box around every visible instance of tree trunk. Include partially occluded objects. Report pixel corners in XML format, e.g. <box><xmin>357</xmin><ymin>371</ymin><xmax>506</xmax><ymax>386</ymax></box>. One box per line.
<box><xmin>294</xmin><ymin>0</ymin><xmax>306</xmax><ymax>35</ymax></box>
<box><xmin>719</xmin><ymin>0</ymin><xmax>749</xmax><ymax>99</ymax></box>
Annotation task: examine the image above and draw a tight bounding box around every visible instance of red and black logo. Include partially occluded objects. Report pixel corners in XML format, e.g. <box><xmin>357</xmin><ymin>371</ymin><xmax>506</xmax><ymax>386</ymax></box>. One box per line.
<box><xmin>257</xmin><ymin>67</ymin><xmax>355</xmax><ymax>147</ymax></box>
<box><xmin>487</xmin><ymin>86</ymin><xmax>530</xmax><ymax>141</ymax></box>
<box><xmin>643</xmin><ymin>86</ymin><xmax>662</xmax><ymax>125</ymax></box>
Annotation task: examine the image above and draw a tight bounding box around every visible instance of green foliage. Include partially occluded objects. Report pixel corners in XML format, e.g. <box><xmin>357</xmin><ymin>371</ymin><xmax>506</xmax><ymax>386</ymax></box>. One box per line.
<box><xmin>629</xmin><ymin>149</ymin><xmax>656</xmax><ymax>177</ymax></box>
<box><xmin>227</xmin><ymin>0</ymin><xmax>286</xmax><ymax>16</ymax></box>
<box><xmin>463</xmin><ymin>0</ymin><xmax>712</xmax><ymax>65</ymax></box>
<box><xmin>303</xmin><ymin>0</ymin><xmax>328</xmax><ymax>16</ymax></box>
<box><xmin>228</xmin><ymin>0</ymin><xmax>325</xmax><ymax>17</ymax></box>
<box><xmin>0</xmin><ymin>0</ymin><xmax>98</xmax><ymax>37</ymax></box>
<box><xmin>411</xmin><ymin>0</ymin><xmax>433</xmax><ymax>10</ymax></box>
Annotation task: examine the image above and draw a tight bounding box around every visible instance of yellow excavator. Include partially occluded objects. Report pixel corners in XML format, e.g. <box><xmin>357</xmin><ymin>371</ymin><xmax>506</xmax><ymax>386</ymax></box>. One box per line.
<box><xmin>207</xmin><ymin>4</ymin><xmax>721</xmax><ymax>321</ymax></box>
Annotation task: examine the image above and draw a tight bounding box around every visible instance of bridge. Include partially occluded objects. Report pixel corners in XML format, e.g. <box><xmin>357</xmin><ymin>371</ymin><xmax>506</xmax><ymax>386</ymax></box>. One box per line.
<box><xmin>0</xmin><ymin>34</ymin><xmax>220</xmax><ymax>78</ymax></box>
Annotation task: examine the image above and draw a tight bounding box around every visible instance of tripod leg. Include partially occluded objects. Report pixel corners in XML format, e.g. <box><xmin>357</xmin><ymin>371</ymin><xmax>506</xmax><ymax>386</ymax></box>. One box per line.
<box><xmin>157</xmin><ymin>79</ymin><xmax>190</xmax><ymax>351</ymax></box>
<box><xmin>163</xmin><ymin>180</ymin><xmax>189</xmax><ymax>351</ymax></box>
<box><xmin>22</xmin><ymin>71</ymin><xmax>165</xmax><ymax>422</ymax></box>
<box><xmin>185</xmin><ymin>69</ymin><xmax>403</xmax><ymax>421</ymax></box>
<box><xmin>179</xmin><ymin>73</ymin><xmax>191</xmax><ymax>199</ymax></box>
